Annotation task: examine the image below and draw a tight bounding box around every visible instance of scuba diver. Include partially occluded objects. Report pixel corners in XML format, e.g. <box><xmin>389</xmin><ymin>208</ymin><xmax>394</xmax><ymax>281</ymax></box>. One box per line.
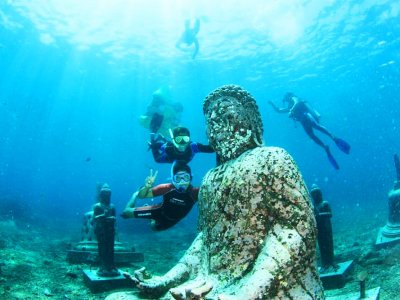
<box><xmin>121</xmin><ymin>162</ymin><xmax>198</xmax><ymax>231</ymax></box>
<box><xmin>139</xmin><ymin>87</ymin><xmax>183</xmax><ymax>137</ymax></box>
<box><xmin>269</xmin><ymin>92</ymin><xmax>350</xmax><ymax>170</ymax></box>
<box><xmin>176</xmin><ymin>18</ymin><xmax>200</xmax><ymax>59</ymax></box>
<box><xmin>149</xmin><ymin>126</ymin><xmax>214</xmax><ymax>164</ymax></box>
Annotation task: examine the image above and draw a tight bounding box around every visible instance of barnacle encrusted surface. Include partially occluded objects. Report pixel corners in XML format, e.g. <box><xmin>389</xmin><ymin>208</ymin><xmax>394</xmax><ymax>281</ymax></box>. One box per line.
<box><xmin>123</xmin><ymin>85</ymin><xmax>324</xmax><ymax>299</ymax></box>
<box><xmin>198</xmin><ymin>146</ymin><xmax>323</xmax><ymax>298</ymax></box>
<box><xmin>203</xmin><ymin>85</ymin><xmax>264</xmax><ymax>164</ymax></box>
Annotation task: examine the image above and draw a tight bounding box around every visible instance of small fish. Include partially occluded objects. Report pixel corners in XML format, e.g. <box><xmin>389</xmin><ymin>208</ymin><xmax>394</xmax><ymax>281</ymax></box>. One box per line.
<box><xmin>85</xmin><ymin>157</ymin><xmax>91</xmax><ymax>162</ymax></box>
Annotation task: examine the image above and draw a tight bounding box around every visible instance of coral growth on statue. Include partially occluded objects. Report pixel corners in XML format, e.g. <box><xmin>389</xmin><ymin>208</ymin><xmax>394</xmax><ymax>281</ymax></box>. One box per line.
<box><xmin>121</xmin><ymin>85</ymin><xmax>324</xmax><ymax>299</ymax></box>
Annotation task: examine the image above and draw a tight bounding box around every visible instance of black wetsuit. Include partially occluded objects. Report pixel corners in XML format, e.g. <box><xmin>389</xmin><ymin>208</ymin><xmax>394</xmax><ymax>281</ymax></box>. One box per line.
<box><xmin>134</xmin><ymin>184</ymin><xmax>198</xmax><ymax>231</ymax></box>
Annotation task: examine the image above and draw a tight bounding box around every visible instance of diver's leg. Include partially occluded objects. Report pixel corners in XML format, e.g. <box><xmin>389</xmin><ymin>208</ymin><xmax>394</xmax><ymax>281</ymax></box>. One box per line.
<box><xmin>306</xmin><ymin>113</ymin><xmax>351</xmax><ymax>154</ymax></box>
<box><xmin>193</xmin><ymin>19</ymin><xmax>200</xmax><ymax>34</ymax></box>
<box><xmin>303</xmin><ymin>120</ymin><xmax>340</xmax><ymax>169</ymax></box>
<box><xmin>302</xmin><ymin>122</ymin><xmax>327</xmax><ymax>150</ymax></box>
<box><xmin>192</xmin><ymin>39</ymin><xmax>199</xmax><ymax>59</ymax></box>
<box><xmin>305</xmin><ymin>113</ymin><xmax>334</xmax><ymax>139</ymax></box>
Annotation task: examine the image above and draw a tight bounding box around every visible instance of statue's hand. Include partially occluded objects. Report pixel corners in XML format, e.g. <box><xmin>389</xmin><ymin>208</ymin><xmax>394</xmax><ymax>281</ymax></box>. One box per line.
<box><xmin>123</xmin><ymin>267</ymin><xmax>153</xmax><ymax>286</ymax></box>
<box><xmin>218</xmin><ymin>295</ymin><xmax>242</xmax><ymax>300</ymax></box>
<box><xmin>123</xmin><ymin>270</ymin><xmax>140</xmax><ymax>286</ymax></box>
<box><xmin>124</xmin><ymin>267</ymin><xmax>166</xmax><ymax>293</ymax></box>
<box><xmin>170</xmin><ymin>280</ymin><xmax>213</xmax><ymax>300</ymax></box>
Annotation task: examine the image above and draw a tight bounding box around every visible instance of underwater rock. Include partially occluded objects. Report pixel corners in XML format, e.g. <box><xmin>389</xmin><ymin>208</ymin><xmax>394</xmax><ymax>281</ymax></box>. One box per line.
<box><xmin>125</xmin><ymin>85</ymin><xmax>324</xmax><ymax>299</ymax></box>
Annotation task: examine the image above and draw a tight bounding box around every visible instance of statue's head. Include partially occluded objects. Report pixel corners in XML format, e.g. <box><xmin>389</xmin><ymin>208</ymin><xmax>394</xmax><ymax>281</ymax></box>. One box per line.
<box><xmin>203</xmin><ymin>85</ymin><xmax>263</xmax><ymax>163</ymax></box>
<box><xmin>310</xmin><ymin>184</ymin><xmax>323</xmax><ymax>205</ymax></box>
<box><xmin>99</xmin><ymin>183</ymin><xmax>111</xmax><ymax>205</ymax></box>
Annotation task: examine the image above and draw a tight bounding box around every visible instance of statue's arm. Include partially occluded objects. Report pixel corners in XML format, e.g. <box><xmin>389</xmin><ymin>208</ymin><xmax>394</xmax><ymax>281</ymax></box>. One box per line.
<box><xmin>134</xmin><ymin>234</ymin><xmax>204</xmax><ymax>296</ymax></box>
<box><xmin>219</xmin><ymin>225</ymin><xmax>305</xmax><ymax>299</ymax></box>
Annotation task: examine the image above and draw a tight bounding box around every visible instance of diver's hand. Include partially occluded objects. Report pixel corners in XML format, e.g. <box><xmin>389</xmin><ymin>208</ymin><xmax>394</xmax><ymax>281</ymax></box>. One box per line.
<box><xmin>144</xmin><ymin>169</ymin><xmax>158</xmax><ymax>188</ymax></box>
<box><xmin>148</xmin><ymin>133</ymin><xmax>166</xmax><ymax>151</ymax></box>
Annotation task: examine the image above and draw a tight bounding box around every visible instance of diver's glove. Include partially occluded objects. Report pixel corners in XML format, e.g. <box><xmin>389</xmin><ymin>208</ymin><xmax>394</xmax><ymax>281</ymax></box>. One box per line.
<box><xmin>148</xmin><ymin>133</ymin><xmax>166</xmax><ymax>151</ymax></box>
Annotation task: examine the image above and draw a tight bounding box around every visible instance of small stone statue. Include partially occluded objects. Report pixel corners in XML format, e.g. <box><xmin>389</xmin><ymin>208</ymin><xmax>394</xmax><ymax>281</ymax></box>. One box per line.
<box><xmin>93</xmin><ymin>183</ymin><xmax>119</xmax><ymax>277</ymax></box>
<box><xmin>310</xmin><ymin>184</ymin><xmax>338</xmax><ymax>272</ymax></box>
<box><xmin>388</xmin><ymin>154</ymin><xmax>400</xmax><ymax>223</ymax></box>
<box><xmin>380</xmin><ymin>154</ymin><xmax>400</xmax><ymax>238</ymax></box>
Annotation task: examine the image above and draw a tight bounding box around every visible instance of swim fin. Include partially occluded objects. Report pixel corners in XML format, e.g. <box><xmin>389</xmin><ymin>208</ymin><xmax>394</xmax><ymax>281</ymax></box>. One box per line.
<box><xmin>150</xmin><ymin>113</ymin><xmax>164</xmax><ymax>133</ymax></box>
<box><xmin>334</xmin><ymin>137</ymin><xmax>351</xmax><ymax>154</ymax></box>
<box><xmin>326</xmin><ymin>147</ymin><xmax>340</xmax><ymax>170</ymax></box>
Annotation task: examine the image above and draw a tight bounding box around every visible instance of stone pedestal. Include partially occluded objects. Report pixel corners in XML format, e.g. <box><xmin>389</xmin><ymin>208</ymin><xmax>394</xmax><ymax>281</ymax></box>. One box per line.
<box><xmin>67</xmin><ymin>211</ymin><xmax>144</xmax><ymax>264</ymax></box>
<box><xmin>311</xmin><ymin>184</ymin><xmax>354</xmax><ymax>289</ymax></box>
<box><xmin>326</xmin><ymin>286</ymin><xmax>380</xmax><ymax>300</ymax></box>
<box><xmin>375</xmin><ymin>223</ymin><xmax>400</xmax><ymax>249</ymax></box>
<box><xmin>375</xmin><ymin>154</ymin><xmax>400</xmax><ymax>249</ymax></box>
<box><xmin>82</xmin><ymin>269</ymin><xmax>131</xmax><ymax>293</ymax></box>
<box><xmin>319</xmin><ymin>260</ymin><xmax>353</xmax><ymax>290</ymax></box>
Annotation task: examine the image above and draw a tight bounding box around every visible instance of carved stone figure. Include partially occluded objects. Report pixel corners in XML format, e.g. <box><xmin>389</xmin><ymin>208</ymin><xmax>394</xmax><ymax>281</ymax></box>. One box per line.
<box><xmin>124</xmin><ymin>85</ymin><xmax>324</xmax><ymax>299</ymax></box>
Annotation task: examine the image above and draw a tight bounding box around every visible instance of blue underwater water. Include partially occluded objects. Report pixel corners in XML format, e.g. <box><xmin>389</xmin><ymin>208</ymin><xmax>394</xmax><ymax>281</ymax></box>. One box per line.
<box><xmin>0</xmin><ymin>0</ymin><xmax>399</xmax><ymax>237</ymax></box>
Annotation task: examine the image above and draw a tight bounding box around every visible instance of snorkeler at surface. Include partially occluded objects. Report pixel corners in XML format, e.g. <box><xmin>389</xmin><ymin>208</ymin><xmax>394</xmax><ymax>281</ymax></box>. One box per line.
<box><xmin>176</xmin><ymin>18</ymin><xmax>200</xmax><ymax>59</ymax></box>
<box><xmin>121</xmin><ymin>162</ymin><xmax>198</xmax><ymax>231</ymax></box>
<box><xmin>149</xmin><ymin>126</ymin><xmax>215</xmax><ymax>164</ymax></box>
<box><xmin>269</xmin><ymin>92</ymin><xmax>350</xmax><ymax>170</ymax></box>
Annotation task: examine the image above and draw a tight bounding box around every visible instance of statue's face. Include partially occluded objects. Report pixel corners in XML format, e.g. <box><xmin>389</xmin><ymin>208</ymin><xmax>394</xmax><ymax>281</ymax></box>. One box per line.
<box><xmin>99</xmin><ymin>190</ymin><xmax>111</xmax><ymax>205</ymax></box>
<box><xmin>203</xmin><ymin>85</ymin><xmax>264</xmax><ymax>163</ymax></box>
<box><xmin>206</xmin><ymin>96</ymin><xmax>252</xmax><ymax>162</ymax></box>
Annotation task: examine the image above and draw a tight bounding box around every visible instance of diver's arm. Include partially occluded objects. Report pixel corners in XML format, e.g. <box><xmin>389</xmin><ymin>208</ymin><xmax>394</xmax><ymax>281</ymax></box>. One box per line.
<box><xmin>121</xmin><ymin>191</ymin><xmax>139</xmax><ymax>218</ymax></box>
<box><xmin>268</xmin><ymin>101</ymin><xmax>290</xmax><ymax>113</ymax></box>
<box><xmin>196</xmin><ymin>143</ymin><xmax>214</xmax><ymax>153</ymax></box>
<box><xmin>151</xmin><ymin>141</ymin><xmax>166</xmax><ymax>162</ymax></box>
<box><xmin>137</xmin><ymin>185</ymin><xmax>154</xmax><ymax>198</ymax></box>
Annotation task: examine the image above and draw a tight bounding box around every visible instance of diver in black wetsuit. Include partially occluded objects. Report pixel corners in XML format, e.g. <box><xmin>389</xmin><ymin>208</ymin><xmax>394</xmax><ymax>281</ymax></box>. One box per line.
<box><xmin>149</xmin><ymin>126</ymin><xmax>214</xmax><ymax>164</ymax></box>
<box><xmin>121</xmin><ymin>162</ymin><xmax>198</xmax><ymax>231</ymax></box>
<box><xmin>269</xmin><ymin>92</ymin><xmax>351</xmax><ymax>170</ymax></box>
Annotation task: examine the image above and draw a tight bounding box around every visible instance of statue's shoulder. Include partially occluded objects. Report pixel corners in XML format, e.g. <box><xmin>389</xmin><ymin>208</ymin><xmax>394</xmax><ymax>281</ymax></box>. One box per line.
<box><xmin>247</xmin><ymin>146</ymin><xmax>292</xmax><ymax>161</ymax></box>
<box><xmin>243</xmin><ymin>146</ymin><xmax>300</xmax><ymax>178</ymax></box>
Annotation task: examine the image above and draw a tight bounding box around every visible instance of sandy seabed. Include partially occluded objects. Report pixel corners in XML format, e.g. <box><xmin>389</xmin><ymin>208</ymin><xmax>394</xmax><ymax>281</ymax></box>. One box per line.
<box><xmin>1</xmin><ymin>205</ymin><xmax>400</xmax><ymax>300</ymax></box>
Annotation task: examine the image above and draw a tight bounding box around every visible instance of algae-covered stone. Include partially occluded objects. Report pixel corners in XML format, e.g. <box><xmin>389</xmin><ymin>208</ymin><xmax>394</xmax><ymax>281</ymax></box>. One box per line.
<box><xmin>126</xmin><ymin>85</ymin><xmax>324</xmax><ymax>299</ymax></box>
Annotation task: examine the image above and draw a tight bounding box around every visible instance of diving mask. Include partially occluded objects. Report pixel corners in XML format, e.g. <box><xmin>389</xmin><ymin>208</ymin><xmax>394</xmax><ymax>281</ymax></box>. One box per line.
<box><xmin>173</xmin><ymin>173</ymin><xmax>191</xmax><ymax>183</ymax></box>
<box><xmin>172</xmin><ymin>171</ymin><xmax>191</xmax><ymax>192</ymax></box>
<box><xmin>174</xmin><ymin>135</ymin><xmax>190</xmax><ymax>144</ymax></box>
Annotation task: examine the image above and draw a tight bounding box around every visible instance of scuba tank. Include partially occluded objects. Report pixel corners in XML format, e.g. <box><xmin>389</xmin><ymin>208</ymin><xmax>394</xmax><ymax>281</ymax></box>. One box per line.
<box><xmin>304</xmin><ymin>101</ymin><xmax>321</xmax><ymax>122</ymax></box>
